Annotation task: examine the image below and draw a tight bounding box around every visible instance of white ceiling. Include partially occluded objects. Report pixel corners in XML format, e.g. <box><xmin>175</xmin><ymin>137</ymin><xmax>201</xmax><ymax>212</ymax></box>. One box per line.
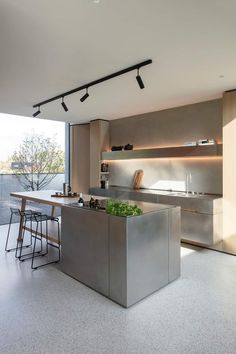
<box><xmin>1</xmin><ymin>0</ymin><xmax>236</xmax><ymax>124</ymax></box>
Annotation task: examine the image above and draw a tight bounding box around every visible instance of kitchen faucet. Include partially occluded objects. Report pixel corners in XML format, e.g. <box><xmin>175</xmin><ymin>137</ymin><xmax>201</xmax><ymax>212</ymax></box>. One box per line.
<box><xmin>186</xmin><ymin>173</ymin><xmax>192</xmax><ymax>195</ymax></box>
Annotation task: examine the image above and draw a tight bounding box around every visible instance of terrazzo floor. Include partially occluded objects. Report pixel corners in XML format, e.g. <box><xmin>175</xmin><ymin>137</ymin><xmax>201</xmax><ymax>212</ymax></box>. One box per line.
<box><xmin>0</xmin><ymin>223</ymin><xmax>236</xmax><ymax>354</ymax></box>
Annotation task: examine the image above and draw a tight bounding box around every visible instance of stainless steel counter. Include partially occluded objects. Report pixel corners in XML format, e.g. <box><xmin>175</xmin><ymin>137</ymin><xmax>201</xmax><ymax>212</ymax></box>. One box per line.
<box><xmin>89</xmin><ymin>186</ymin><xmax>223</xmax><ymax>246</ymax></box>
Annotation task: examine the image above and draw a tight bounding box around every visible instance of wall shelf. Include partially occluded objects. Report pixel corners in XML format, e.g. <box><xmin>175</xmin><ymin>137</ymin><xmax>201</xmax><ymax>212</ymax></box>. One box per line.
<box><xmin>101</xmin><ymin>144</ymin><xmax>222</xmax><ymax>160</ymax></box>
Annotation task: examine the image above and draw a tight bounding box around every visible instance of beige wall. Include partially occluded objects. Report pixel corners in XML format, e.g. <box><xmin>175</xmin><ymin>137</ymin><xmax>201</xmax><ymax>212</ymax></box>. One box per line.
<box><xmin>223</xmin><ymin>91</ymin><xmax>236</xmax><ymax>238</ymax></box>
<box><xmin>90</xmin><ymin>120</ymin><xmax>110</xmax><ymax>188</ymax></box>
<box><xmin>70</xmin><ymin>124</ymin><xmax>90</xmax><ymax>193</ymax></box>
<box><xmin>108</xmin><ymin>99</ymin><xmax>222</xmax><ymax>194</ymax></box>
<box><xmin>70</xmin><ymin>120</ymin><xmax>110</xmax><ymax>193</ymax></box>
<box><xmin>110</xmin><ymin>99</ymin><xmax>222</xmax><ymax>148</ymax></box>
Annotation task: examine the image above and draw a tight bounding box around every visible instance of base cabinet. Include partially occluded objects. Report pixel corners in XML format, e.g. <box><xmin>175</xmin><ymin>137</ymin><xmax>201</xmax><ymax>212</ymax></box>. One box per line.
<box><xmin>90</xmin><ymin>187</ymin><xmax>222</xmax><ymax>246</ymax></box>
<box><xmin>61</xmin><ymin>203</ymin><xmax>180</xmax><ymax>307</ymax></box>
<box><xmin>181</xmin><ymin>210</ymin><xmax>222</xmax><ymax>245</ymax></box>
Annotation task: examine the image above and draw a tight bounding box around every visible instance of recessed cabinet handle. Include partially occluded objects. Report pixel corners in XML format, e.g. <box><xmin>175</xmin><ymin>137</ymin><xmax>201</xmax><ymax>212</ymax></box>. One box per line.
<box><xmin>182</xmin><ymin>208</ymin><xmax>198</xmax><ymax>213</ymax></box>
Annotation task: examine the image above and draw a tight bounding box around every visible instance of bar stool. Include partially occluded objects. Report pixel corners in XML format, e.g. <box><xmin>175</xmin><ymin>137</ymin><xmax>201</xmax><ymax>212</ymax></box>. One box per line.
<box><xmin>16</xmin><ymin>210</ymin><xmax>43</xmax><ymax>260</ymax></box>
<box><xmin>5</xmin><ymin>207</ymin><xmax>33</xmax><ymax>254</ymax></box>
<box><xmin>30</xmin><ymin>214</ymin><xmax>60</xmax><ymax>270</ymax></box>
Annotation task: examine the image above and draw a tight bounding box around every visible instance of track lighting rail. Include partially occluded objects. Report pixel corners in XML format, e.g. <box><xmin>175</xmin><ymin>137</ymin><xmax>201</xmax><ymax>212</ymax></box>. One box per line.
<box><xmin>32</xmin><ymin>59</ymin><xmax>152</xmax><ymax>110</ymax></box>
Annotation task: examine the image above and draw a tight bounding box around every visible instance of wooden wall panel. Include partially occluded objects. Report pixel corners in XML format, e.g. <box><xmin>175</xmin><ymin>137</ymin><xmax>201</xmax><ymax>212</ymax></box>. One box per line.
<box><xmin>223</xmin><ymin>91</ymin><xmax>236</xmax><ymax>238</ymax></box>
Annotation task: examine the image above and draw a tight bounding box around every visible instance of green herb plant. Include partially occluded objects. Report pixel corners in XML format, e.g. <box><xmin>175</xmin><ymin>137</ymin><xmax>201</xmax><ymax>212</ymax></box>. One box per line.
<box><xmin>105</xmin><ymin>199</ymin><xmax>143</xmax><ymax>217</ymax></box>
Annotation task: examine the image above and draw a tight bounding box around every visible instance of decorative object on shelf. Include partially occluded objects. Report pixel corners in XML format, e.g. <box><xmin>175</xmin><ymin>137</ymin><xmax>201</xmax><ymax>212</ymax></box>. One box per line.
<box><xmin>101</xmin><ymin>180</ymin><xmax>106</xmax><ymax>189</ymax></box>
<box><xmin>105</xmin><ymin>199</ymin><xmax>142</xmax><ymax>217</ymax></box>
<box><xmin>183</xmin><ymin>141</ymin><xmax>197</xmax><ymax>146</ymax></box>
<box><xmin>32</xmin><ymin>59</ymin><xmax>152</xmax><ymax>117</ymax></box>
<box><xmin>133</xmin><ymin>169</ymin><xmax>144</xmax><ymax>189</ymax></box>
<box><xmin>197</xmin><ymin>138</ymin><xmax>216</xmax><ymax>145</ymax></box>
<box><xmin>124</xmin><ymin>143</ymin><xmax>133</xmax><ymax>150</ymax></box>
<box><xmin>111</xmin><ymin>145</ymin><xmax>123</xmax><ymax>151</ymax></box>
<box><xmin>101</xmin><ymin>162</ymin><xmax>109</xmax><ymax>172</ymax></box>
<box><xmin>100</xmin><ymin>162</ymin><xmax>109</xmax><ymax>188</ymax></box>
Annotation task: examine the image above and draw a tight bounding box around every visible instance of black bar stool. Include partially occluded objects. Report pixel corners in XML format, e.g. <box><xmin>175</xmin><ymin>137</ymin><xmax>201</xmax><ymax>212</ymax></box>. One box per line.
<box><xmin>16</xmin><ymin>210</ymin><xmax>43</xmax><ymax>260</ymax></box>
<box><xmin>30</xmin><ymin>214</ymin><xmax>60</xmax><ymax>270</ymax></box>
<box><xmin>5</xmin><ymin>207</ymin><xmax>33</xmax><ymax>253</ymax></box>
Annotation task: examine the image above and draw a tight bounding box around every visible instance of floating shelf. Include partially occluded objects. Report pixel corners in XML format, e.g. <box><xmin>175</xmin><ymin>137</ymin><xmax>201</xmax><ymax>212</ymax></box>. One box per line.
<box><xmin>101</xmin><ymin>144</ymin><xmax>223</xmax><ymax>160</ymax></box>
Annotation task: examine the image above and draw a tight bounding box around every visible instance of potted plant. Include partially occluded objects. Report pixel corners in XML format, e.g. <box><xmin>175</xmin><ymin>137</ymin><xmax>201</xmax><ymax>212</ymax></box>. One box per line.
<box><xmin>105</xmin><ymin>199</ymin><xmax>142</xmax><ymax>217</ymax></box>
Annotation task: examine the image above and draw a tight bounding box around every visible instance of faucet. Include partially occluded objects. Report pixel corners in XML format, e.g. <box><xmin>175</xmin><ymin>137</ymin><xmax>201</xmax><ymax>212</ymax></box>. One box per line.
<box><xmin>186</xmin><ymin>173</ymin><xmax>192</xmax><ymax>195</ymax></box>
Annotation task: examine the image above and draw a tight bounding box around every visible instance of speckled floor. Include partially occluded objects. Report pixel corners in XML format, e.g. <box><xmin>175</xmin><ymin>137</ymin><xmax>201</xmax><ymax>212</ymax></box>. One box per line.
<box><xmin>0</xmin><ymin>224</ymin><xmax>236</xmax><ymax>354</ymax></box>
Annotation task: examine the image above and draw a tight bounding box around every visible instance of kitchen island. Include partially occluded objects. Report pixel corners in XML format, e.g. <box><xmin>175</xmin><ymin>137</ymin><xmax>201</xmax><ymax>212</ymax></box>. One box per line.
<box><xmin>61</xmin><ymin>200</ymin><xmax>180</xmax><ymax>308</ymax></box>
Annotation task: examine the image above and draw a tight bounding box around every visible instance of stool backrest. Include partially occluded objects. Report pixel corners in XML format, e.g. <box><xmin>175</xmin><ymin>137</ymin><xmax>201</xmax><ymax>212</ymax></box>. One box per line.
<box><xmin>10</xmin><ymin>208</ymin><xmax>21</xmax><ymax>216</ymax></box>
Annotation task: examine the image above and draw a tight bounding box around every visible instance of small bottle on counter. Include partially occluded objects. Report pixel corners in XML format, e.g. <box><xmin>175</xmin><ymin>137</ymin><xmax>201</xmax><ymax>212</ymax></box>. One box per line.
<box><xmin>89</xmin><ymin>196</ymin><xmax>95</xmax><ymax>208</ymax></box>
<box><xmin>78</xmin><ymin>193</ymin><xmax>84</xmax><ymax>207</ymax></box>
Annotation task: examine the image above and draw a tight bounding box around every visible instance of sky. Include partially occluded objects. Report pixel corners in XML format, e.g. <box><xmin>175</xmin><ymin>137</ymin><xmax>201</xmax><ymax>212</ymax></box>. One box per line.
<box><xmin>0</xmin><ymin>113</ymin><xmax>65</xmax><ymax>161</ymax></box>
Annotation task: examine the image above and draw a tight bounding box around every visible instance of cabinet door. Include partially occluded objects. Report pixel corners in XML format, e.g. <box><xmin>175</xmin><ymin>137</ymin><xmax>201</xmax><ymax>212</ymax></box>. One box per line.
<box><xmin>181</xmin><ymin>210</ymin><xmax>214</xmax><ymax>245</ymax></box>
<box><xmin>61</xmin><ymin>207</ymin><xmax>109</xmax><ymax>296</ymax></box>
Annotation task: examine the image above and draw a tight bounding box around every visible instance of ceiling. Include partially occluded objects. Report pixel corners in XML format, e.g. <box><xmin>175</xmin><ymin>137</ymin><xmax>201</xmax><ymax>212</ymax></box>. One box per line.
<box><xmin>1</xmin><ymin>0</ymin><xmax>236</xmax><ymax>124</ymax></box>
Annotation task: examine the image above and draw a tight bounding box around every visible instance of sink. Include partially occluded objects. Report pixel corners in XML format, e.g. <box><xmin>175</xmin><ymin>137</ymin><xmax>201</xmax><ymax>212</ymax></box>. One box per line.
<box><xmin>170</xmin><ymin>192</ymin><xmax>189</xmax><ymax>196</ymax></box>
<box><xmin>170</xmin><ymin>192</ymin><xmax>207</xmax><ymax>198</ymax></box>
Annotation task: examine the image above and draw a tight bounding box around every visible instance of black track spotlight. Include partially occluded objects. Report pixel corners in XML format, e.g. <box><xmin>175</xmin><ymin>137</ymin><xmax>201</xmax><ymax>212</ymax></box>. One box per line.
<box><xmin>33</xmin><ymin>60</ymin><xmax>152</xmax><ymax>110</ymax></box>
<box><xmin>61</xmin><ymin>97</ymin><xmax>68</xmax><ymax>112</ymax></box>
<box><xmin>136</xmin><ymin>68</ymin><xmax>145</xmax><ymax>89</ymax></box>
<box><xmin>80</xmin><ymin>87</ymin><xmax>89</xmax><ymax>102</ymax></box>
<box><xmin>33</xmin><ymin>106</ymin><xmax>41</xmax><ymax>117</ymax></box>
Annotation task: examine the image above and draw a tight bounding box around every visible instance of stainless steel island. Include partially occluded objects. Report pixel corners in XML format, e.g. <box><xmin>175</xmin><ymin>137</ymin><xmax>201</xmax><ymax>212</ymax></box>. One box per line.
<box><xmin>61</xmin><ymin>201</ymin><xmax>180</xmax><ymax>307</ymax></box>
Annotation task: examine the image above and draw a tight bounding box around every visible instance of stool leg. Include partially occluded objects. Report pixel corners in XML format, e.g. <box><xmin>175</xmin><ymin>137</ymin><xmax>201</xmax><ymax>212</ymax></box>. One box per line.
<box><xmin>46</xmin><ymin>220</ymin><xmax>49</xmax><ymax>254</ymax></box>
<box><xmin>18</xmin><ymin>217</ymin><xmax>27</xmax><ymax>259</ymax></box>
<box><xmin>15</xmin><ymin>213</ymin><xmax>25</xmax><ymax>258</ymax></box>
<box><xmin>40</xmin><ymin>218</ymin><xmax>43</xmax><ymax>253</ymax></box>
<box><xmin>57</xmin><ymin>221</ymin><xmax>60</xmax><ymax>262</ymax></box>
<box><xmin>31</xmin><ymin>221</ymin><xmax>39</xmax><ymax>269</ymax></box>
<box><xmin>5</xmin><ymin>213</ymin><xmax>13</xmax><ymax>252</ymax></box>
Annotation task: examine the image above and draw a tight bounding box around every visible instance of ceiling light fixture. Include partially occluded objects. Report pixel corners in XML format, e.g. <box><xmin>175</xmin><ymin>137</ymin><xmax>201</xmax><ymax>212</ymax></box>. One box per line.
<box><xmin>80</xmin><ymin>88</ymin><xmax>89</xmax><ymax>102</ymax></box>
<box><xmin>32</xmin><ymin>59</ymin><xmax>152</xmax><ymax>114</ymax></box>
<box><xmin>33</xmin><ymin>106</ymin><xmax>41</xmax><ymax>117</ymax></box>
<box><xmin>136</xmin><ymin>68</ymin><xmax>145</xmax><ymax>89</ymax></box>
<box><xmin>61</xmin><ymin>96</ymin><xmax>68</xmax><ymax>112</ymax></box>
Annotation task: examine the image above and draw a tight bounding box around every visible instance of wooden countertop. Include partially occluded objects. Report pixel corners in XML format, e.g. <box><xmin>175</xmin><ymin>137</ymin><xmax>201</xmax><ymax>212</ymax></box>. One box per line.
<box><xmin>11</xmin><ymin>190</ymin><xmax>107</xmax><ymax>207</ymax></box>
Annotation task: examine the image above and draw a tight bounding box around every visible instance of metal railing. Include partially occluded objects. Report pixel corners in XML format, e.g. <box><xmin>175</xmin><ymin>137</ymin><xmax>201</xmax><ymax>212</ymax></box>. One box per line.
<box><xmin>0</xmin><ymin>173</ymin><xmax>64</xmax><ymax>225</ymax></box>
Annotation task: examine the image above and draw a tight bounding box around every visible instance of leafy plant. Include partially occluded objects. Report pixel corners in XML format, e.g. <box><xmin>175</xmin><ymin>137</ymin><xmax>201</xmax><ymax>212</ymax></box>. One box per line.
<box><xmin>105</xmin><ymin>199</ymin><xmax>143</xmax><ymax>217</ymax></box>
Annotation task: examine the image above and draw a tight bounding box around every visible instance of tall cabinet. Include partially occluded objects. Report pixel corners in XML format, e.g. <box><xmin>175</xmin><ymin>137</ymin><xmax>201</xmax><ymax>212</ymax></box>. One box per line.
<box><xmin>70</xmin><ymin>119</ymin><xmax>109</xmax><ymax>193</ymax></box>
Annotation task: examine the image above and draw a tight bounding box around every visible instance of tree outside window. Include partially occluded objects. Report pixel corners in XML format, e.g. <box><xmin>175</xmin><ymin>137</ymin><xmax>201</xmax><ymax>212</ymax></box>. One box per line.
<box><xmin>11</xmin><ymin>132</ymin><xmax>64</xmax><ymax>191</ymax></box>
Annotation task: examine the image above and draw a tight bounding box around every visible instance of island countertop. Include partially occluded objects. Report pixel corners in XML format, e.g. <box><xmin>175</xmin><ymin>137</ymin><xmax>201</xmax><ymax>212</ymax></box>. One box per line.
<box><xmin>67</xmin><ymin>199</ymin><xmax>178</xmax><ymax>215</ymax></box>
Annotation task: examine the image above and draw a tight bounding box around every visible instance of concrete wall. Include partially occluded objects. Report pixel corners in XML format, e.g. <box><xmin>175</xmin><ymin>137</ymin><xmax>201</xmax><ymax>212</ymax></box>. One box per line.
<box><xmin>108</xmin><ymin>99</ymin><xmax>222</xmax><ymax>194</ymax></box>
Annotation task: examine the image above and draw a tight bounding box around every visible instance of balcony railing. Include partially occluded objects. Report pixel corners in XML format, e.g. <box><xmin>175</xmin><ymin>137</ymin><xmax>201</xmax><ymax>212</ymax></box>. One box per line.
<box><xmin>0</xmin><ymin>173</ymin><xmax>64</xmax><ymax>225</ymax></box>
